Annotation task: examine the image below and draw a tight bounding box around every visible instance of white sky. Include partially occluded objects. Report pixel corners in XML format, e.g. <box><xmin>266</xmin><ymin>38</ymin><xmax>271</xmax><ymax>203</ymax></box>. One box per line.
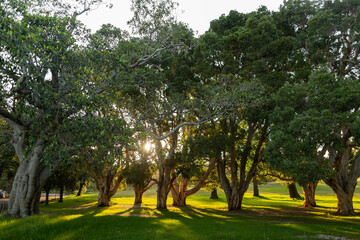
<box><xmin>78</xmin><ymin>0</ymin><xmax>284</xmax><ymax>35</ymax></box>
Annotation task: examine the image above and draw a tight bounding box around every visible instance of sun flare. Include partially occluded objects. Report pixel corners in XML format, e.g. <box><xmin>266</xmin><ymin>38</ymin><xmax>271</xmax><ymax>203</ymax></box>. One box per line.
<box><xmin>144</xmin><ymin>142</ymin><xmax>152</xmax><ymax>152</ymax></box>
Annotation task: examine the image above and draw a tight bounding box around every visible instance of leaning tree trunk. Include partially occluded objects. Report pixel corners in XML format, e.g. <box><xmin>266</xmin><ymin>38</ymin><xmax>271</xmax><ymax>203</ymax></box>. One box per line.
<box><xmin>287</xmin><ymin>182</ymin><xmax>301</xmax><ymax>199</ymax></box>
<box><xmin>76</xmin><ymin>182</ymin><xmax>85</xmax><ymax>197</ymax></box>
<box><xmin>300</xmin><ymin>182</ymin><xmax>317</xmax><ymax>208</ymax></box>
<box><xmin>210</xmin><ymin>189</ymin><xmax>219</xmax><ymax>199</ymax></box>
<box><xmin>171</xmin><ymin>159</ymin><xmax>216</xmax><ymax>207</ymax></box>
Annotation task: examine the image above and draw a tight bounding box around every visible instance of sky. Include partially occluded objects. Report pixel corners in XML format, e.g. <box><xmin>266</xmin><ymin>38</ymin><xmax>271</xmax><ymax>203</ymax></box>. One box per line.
<box><xmin>78</xmin><ymin>0</ymin><xmax>284</xmax><ymax>35</ymax></box>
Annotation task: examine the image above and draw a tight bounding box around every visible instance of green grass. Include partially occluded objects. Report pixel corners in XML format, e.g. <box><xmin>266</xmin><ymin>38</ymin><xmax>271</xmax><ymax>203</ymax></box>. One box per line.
<box><xmin>1</xmin><ymin>182</ymin><xmax>360</xmax><ymax>240</ymax></box>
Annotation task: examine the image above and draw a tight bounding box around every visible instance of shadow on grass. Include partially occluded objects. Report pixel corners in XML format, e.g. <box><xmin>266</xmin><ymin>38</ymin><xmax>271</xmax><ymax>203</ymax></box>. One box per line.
<box><xmin>1</xmin><ymin>203</ymin><xmax>360</xmax><ymax>240</ymax></box>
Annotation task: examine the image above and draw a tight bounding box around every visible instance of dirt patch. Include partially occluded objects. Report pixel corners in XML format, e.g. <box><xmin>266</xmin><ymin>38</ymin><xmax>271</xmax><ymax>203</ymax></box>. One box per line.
<box><xmin>67</xmin><ymin>204</ymin><xmax>94</xmax><ymax>210</ymax></box>
<box><xmin>115</xmin><ymin>213</ymin><xmax>161</xmax><ymax>218</ymax></box>
<box><xmin>221</xmin><ymin>206</ymin><xmax>327</xmax><ymax>217</ymax></box>
<box><xmin>297</xmin><ymin>234</ymin><xmax>352</xmax><ymax>240</ymax></box>
<box><xmin>248</xmin><ymin>219</ymin><xmax>304</xmax><ymax>224</ymax></box>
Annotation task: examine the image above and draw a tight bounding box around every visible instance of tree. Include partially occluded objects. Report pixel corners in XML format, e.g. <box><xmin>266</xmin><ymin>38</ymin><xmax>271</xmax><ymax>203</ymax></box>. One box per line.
<box><xmin>126</xmin><ymin>150</ymin><xmax>157</xmax><ymax>204</ymax></box>
<box><xmin>69</xmin><ymin>113</ymin><xmax>132</xmax><ymax>207</ymax></box>
<box><xmin>0</xmin><ymin>0</ymin><xmax>183</xmax><ymax>218</ymax></box>
<box><xmin>266</xmin><ymin>69</ymin><xmax>360</xmax><ymax>215</ymax></box>
<box><xmin>0</xmin><ymin>1</ymin><xmax>104</xmax><ymax>217</ymax></box>
<box><xmin>266</xmin><ymin>0</ymin><xmax>360</xmax><ymax>215</ymax></box>
<box><xmin>170</xmin><ymin>130</ymin><xmax>217</xmax><ymax>206</ymax></box>
<box><xmin>193</xmin><ymin>7</ymin><xmax>293</xmax><ymax>211</ymax></box>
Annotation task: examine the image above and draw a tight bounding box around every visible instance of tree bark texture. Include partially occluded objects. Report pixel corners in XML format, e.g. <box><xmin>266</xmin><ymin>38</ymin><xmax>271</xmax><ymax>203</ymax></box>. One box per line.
<box><xmin>156</xmin><ymin>164</ymin><xmax>172</xmax><ymax>210</ymax></box>
<box><xmin>171</xmin><ymin>158</ymin><xmax>216</xmax><ymax>207</ymax></box>
<box><xmin>301</xmin><ymin>182</ymin><xmax>317</xmax><ymax>208</ymax></box>
<box><xmin>156</xmin><ymin>132</ymin><xmax>178</xmax><ymax>210</ymax></box>
<box><xmin>133</xmin><ymin>181</ymin><xmax>156</xmax><ymax>204</ymax></box>
<box><xmin>134</xmin><ymin>186</ymin><xmax>144</xmax><ymax>204</ymax></box>
<box><xmin>5</xmin><ymin>125</ymin><xmax>55</xmax><ymax>217</ymax></box>
<box><xmin>76</xmin><ymin>182</ymin><xmax>84</xmax><ymax>197</ymax></box>
<box><xmin>287</xmin><ymin>182</ymin><xmax>301</xmax><ymax>199</ymax></box>
<box><xmin>95</xmin><ymin>172</ymin><xmax>124</xmax><ymax>207</ymax></box>
<box><xmin>216</xmin><ymin>120</ymin><xmax>266</xmax><ymax>211</ymax></box>
<box><xmin>323</xmin><ymin>138</ymin><xmax>360</xmax><ymax>215</ymax></box>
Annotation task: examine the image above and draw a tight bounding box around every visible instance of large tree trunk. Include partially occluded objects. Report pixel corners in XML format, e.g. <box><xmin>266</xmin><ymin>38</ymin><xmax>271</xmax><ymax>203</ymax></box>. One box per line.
<box><xmin>325</xmin><ymin>178</ymin><xmax>356</xmax><ymax>216</ymax></box>
<box><xmin>96</xmin><ymin>173</ymin><xmax>124</xmax><ymax>207</ymax></box>
<box><xmin>171</xmin><ymin>177</ymin><xmax>188</xmax><ymax>206</ymax></box>
<box><xmin>134</xmin><ymin>186</ymin><xmax>144</xmax><ymax>204</ymax></box>
<box><xmin>287</xmin><ymin>182</ymin><xmax>301</xmax><ymax>199</ymax></box>
<box><xmin>156</xmin><ymin>165</ymin><xmax>172</xmax><ymax>210</ymax></box>
<box><xmin>133</xmin><ymin>181</ymin><xmax>156</xmax><ymax>205</ymax></box>
<box><xmin>7</xmin><ymin>162</ymin><xmax>47</xmax><ymax>217</ymax></box>
<box><xmin>171</xmin><ymin>159</ymin><xmax>216</xmax><ymax>207</ymax></box>
<box><xmin>210</xmin><ymin>189</ymin><xmax>219</xmax><ymax>199</ymax></box>
<box><xmin>98</xmin><ymin>189</ymin><xmax>112</xmax><ymax>207</ymax></box>
<box><xmin>155</xmin><ymin>132</ymin><xmax>178</xmax><ymax>211</ymax></box>
<box><xmin>300</xmin><ymin>182</ymin><xmax>317</xmax><ymax>208</ymax></box>
<box><xmin>334</xmin><ymin>190</ymin><xmax>354</xmax><ymax>216</ymax></box>
<box><xmin>5</xmin><ymin>131</ymin><xmax>52</xmax><ymax>217</ymax></box>
<box><xmin>323</xmin><ymin>146</ymin><xmax>360</xmax><ymax>215</ymax></box>
<box><xmin>217</xmin><ymin>151</ymin><xmax>242</xmax><ymax>211</ymax></box>
<box><xmin>217</xmin><ymin>120</ymin><xmax>265</xmax><ymax>211</ymax></box>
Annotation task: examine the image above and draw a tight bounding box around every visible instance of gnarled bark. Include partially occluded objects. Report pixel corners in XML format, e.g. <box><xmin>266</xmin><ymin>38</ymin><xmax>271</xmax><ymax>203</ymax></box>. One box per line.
<box><xmin>171</xmin><ymin>158</ymin><xmax>216</xmax><ymax>207</ymax></box>
<box><xmin>217</xmin><ymin>120</ymin><xmax>266</xmax><ymax>211</ymax></box>
<box><xmin>323</xmin><ymin>137</ymin><xmax>360</xmax><ymax>215</ymax></box>
<box><xmin>156</xmin><ymin>164</ymin><xmax>173</xmax><ymax>210</ymax></box>
<box><xmin>300</xmin><ymin>182</ymin><xmax>317</xmax><ymax>208</ymax></box>
<box><xmin>156</xmin><ymin>132</ymin><xmax>178</xmax><ymax>210</ymax></box>
<box><xmin>134</xmin><ymin>181</ymin><xmax>156</xmax><ymax>204</ymax></box>
<box><xmin>94</xmin><ymin>172</ymin><xmax>125</xmax><ymax>207</ymax></box>
<box><xmin>5</xmin><ymin>124</ymin><xmax>55</xmax><ymax>218</ymax></box>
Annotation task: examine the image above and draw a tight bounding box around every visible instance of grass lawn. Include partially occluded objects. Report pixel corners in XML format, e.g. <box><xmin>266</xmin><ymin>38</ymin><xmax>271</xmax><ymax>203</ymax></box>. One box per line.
<box><xmin>1</xmin><ymin>181</ymin><xmax>360</xmax><ymax>240</ymax></box>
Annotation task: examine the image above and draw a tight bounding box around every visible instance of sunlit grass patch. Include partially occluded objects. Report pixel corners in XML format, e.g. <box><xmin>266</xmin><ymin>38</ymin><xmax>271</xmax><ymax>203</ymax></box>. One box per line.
<box><xmin>1</xmin><ymin>181</ymin><xmax>360</xmax><ymax>240</ymax></box>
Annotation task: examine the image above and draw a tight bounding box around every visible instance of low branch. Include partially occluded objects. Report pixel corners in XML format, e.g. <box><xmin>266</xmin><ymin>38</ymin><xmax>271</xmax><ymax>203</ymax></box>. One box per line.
<box><xmin>0</xmin><ymin>107</ymin><xmax>25</xmax><ymax>126</ymax></box>
<box><xmin>185</xmin><ymin>158</ymin><xmax>216</xmax><ymax>197</ymax></box>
